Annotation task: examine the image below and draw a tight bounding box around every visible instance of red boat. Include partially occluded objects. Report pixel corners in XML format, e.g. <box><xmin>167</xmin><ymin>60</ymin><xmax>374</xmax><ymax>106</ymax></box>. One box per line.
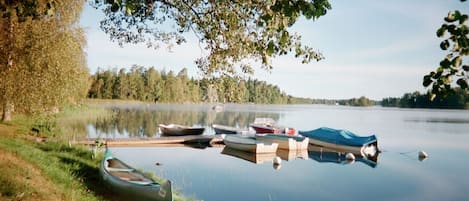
<box><xmin>249</xmin><ymin>118</ymin><xmax>295</xmax><ymax>135</ymax></box>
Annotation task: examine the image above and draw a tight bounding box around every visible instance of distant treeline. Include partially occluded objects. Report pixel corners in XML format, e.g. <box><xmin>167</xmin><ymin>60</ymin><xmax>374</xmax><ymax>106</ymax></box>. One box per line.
<box><xmin>88</xmin><ymin>65</ymin><xmax>312</xmax><ymax>104</ymax></box>
<box><xmin>381</xmin><ymin>88</ymin><xmax>468</xmax><ymax>109</ymax></box>
<box><xmin>311</xmin><ymin>96</ymin><xmax>377</xmax><ymax>106</ymax></box>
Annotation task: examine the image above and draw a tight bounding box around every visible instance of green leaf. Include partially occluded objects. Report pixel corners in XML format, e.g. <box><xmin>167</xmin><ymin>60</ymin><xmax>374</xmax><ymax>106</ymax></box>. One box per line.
<box><xmin>423</xmin><ymin>75</ymin><xmax>433</xmax><ymax>87</ymax></box>
<box><xmin>440</xmin><ymin>40</ymin><xmax>450</xmax><ymax>50</ymax></box>
<box><xmin>463</xmin><ymin>65</ymin><xmax>469</xmax><ymax>71</ymax></box>
<box><xmin>447</xmin><ymin>24</ymin><xmax>457</xmax><ymax>34</ymax></box>
<box><xmin>454</xmin><ymin>10</ymin><xmax>462</xmax><ymax>19</ymax></box>
<box><xmin>432</xmin><ymin>83</ymin><xmax>441</xmax><ymax>94</ymax></box>
<box><xmin>456</xmin><ymin>78</ymin><xmax>468</xmax><ymax>89</ymax></box>
<box><xmin>433</xmin><ymin>68</ymin><xmax>443</xmax><ymax>79</ymax></box>
<box><xmin>280</xmin><ymin>31</ymin><xmax>289</xmax><ymax>44</ymax></box>
<box><xmin>111</xmin><ymin>3</ymin><xmax>120</xmax><ymax>12</ymax></box>
<box><xmin>267</xmin><ymin>41</ymin><xmax>275</xmax><ymax>55</ymax></box>
<box><xmin>436</xmin><ymin>25</ymin><xmax>447</xmax><ymax>37</ymax></box>
<box><xmin>452</xmin><ymin>56</ymin><xmax>462</xmax><ymax>67</ymax></box>
<box><xmin>440</xmin><ymin>58</ymin><xmax>451</xmax><ymax>68</ymax></box>
<box><xmin>460</xmin><ymin>14</ymin><xmax>468</xmax><ymax>24</ymax></box>
<box><xmin>445</xmin><ymin>12</ymin><xmax>457</xmax><ymax>22</ymax></box>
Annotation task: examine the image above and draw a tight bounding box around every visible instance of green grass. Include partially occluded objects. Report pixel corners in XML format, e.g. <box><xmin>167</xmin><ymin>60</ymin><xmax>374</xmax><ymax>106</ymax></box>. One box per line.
<box><xmin>0</xmin><ymin>136</ymin><xmax>197</xmax><ymax>201</ymax></box>
<box><xmin>0</xmin><ymin>103</ymin><xmax>197</xmax><ymax>201</ymax></box>
<box><xmin>0</xmin><ymin>137</ymin><xmax>104</xmax><ymax>200</ymax></box>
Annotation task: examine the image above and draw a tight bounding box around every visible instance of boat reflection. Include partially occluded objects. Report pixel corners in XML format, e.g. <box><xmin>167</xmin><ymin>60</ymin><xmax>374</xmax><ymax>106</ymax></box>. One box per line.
<box><xmin>277</xmin><ymin>149</ymin><xmax>308</xmax><ymax>161</ymax></box>
<box><xmin>308</xmin><ymin>145</ymin><xmax>379</xmax><ymax>168</ymax></box>
<box><xmin>104</xmin><ymin>142</ymin><xmax>211</xmax><ymax>150</ymax></box>
<box><xmin>221</xmin><ymin>147</ymin><xmax>276</xmax><ymax>164</ymax></box>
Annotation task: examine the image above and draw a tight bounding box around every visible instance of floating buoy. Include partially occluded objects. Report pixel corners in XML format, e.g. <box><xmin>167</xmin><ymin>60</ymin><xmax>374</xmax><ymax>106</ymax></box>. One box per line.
<box><xmin>418</xmin><ymin>150</ymin><xmax>428</xmax><ymax>160</ymax></box>
<box><xmin>155</xmin><ymin>162</ymin><xmax>163</xmax><ymax>166</ymax></box>
<box><xmin>273</xmin><ymin>163</ymin><xmax>281</xmax><ymax>170</ymax></box>
<box><xmin>345</xmin><ymin>153</ymin><xmax>355</xmax><ymax>161</ymax></box>
<box><xmin>273</xmin><ymin>156</ymin><xmax>282</xmax><ymax>165</ymax></box>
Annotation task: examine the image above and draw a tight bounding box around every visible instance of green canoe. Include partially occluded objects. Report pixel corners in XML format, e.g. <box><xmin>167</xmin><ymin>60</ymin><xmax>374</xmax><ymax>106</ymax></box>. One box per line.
<box><xmin>100</xmin><ymin>148</ymin><xmax>173</xmax><ymax>201</ymax></box>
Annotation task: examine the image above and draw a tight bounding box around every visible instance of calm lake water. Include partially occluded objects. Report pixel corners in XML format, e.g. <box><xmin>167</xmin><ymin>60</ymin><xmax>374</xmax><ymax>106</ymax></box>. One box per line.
<box><xmin>86</xmin><ymin>104</ymin><xmax>469</xmax><ymax>201</ymax></box>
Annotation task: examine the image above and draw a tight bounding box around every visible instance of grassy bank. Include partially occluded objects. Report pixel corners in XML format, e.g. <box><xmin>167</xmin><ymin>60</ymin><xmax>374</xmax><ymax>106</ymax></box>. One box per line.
<box><xmin>0</xmin><ymin>125</ymin><xmax>110</xmax><ymax>200</ymax></box>
<box><xmin>0</xmin><ymin>104</ymin><xmax>193</xmax><ymax>201</ymax></box>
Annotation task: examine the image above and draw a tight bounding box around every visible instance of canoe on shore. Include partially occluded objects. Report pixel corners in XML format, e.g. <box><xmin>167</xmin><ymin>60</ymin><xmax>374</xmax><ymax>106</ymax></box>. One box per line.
<box><xmin>223</xmin><ymin>134</ymin><xmax>278</xmax><ymax>154</ymax></box>
<box><xmin>100</xmin><ymin>148</ymin><xmax>173</xmax><ymax>201</ymax></box>
<box><xmin>299</xmin><ymin>127</ymin><xmax>378</xmax><ymax>157</ymax></box>
<box><xmin>159</xmin><ymin>124</ymin><xmax>205</xmax><ymax>136</ymax></box>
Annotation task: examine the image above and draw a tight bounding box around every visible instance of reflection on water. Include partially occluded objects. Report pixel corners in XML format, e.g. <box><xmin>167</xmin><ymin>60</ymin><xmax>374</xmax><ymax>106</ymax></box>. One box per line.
<box><xmin>80</xmin><ymin>104</ymin><xmax>469</xmax><ymax>201</ymax></box>
<box><xmin>277</xmin><ymin>149</ymin><xmax>308</xmax><ymax>161</ymax></box>
<box><xmin>221</xmin><ymin>147</ymin><xmax>309</xmax><ymax>165</ymax></box>
<box><xmin>308</xmin><ymin>145</ymin><xmax>379</xmax><ymax>168</ymax></box>
<box><xmin>221</xmin><ymin>147</ymin><xmax>277</xmax><ymax>164</ymax></box>
<box><xmin>87</xmin><ymin>105</ymin><xmax>280</xmax><ymax>138</ymax></box>
<box><xmin>406</xmin><ymin>118</ymin><xmax>469</xmax><ymax>124</ymax></box>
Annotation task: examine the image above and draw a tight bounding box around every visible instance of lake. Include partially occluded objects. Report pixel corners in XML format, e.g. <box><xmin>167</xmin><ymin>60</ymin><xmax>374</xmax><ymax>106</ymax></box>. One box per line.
<box><xmin>85</xmin><ymin>104</ymin><xmax>469</xmax><ymax>201</ymax></box>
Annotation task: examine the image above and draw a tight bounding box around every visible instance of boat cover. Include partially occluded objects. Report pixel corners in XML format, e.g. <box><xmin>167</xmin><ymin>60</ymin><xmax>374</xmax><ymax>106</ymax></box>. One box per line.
<box><xmin>299</xmin><ymin>127</ymin><xmax>377</xmax><ymax>147</ymax></box>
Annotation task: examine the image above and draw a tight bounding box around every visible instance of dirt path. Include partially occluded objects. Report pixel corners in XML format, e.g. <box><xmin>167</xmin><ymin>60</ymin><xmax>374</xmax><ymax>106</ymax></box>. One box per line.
<box><xmin>0</xmin><ymin>149</ymin><xmax>64</xmax><ymax>201</ymax></box>
<box><xmin>0</xmin><ymin>124</ymin><xmax>63</xmax><ymax>200</ymax></box>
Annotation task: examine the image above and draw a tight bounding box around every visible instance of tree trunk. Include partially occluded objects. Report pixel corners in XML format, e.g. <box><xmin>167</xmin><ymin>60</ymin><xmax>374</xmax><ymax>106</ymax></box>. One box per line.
<box><xmin>1</xmin><ymin>101</ymin><xmax>13</xmax><ymax>122</ymax></box>
<box><xmin>1</xmin><ymin>16</ymin><xmax>15</xmax><ymax>122</ymax></box>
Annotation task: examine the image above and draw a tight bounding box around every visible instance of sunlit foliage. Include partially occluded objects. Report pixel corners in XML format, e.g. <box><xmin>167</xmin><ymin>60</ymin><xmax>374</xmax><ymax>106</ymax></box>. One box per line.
<box><xmin>424</xmin><ymin>0</ymin><xmax>468</xmax><ymax>99</ymax></box>
<box><xmin>0</xmin><ymin>0</ymin><xmax>90</xmax><ymax>121</ymax></box>
<box><xmin>90</xmin><ymin>0</ymin><xmax>331</xmax><ymax>76</ymax></box>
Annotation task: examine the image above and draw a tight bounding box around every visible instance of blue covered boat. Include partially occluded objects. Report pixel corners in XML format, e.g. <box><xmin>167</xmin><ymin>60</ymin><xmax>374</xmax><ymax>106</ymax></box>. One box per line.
<box><xmin>299</xmin><ymin>127</ymin><xmax>378</xmax><ymax>156</ymax></box>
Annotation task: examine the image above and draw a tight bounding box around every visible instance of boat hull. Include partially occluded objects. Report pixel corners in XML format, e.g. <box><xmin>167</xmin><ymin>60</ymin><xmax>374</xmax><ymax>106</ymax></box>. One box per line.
<box><xmin>255</xmin><ymin>134</ymin><xmax>309</xmax><ymax>150</ymax></box>
<box><xmin>159</xmin><ymin>124</ymin><xmax>204</xmax><ymax>136</ymax></box>
<box><xmin>250</xmin><ymin>124</ymin><xmax>295</xmax><ymax>135</ymax></box>
<box><xmin>308</xmin><ymin>138</ymin><xmax>376</xmax><ymax>156</ymax></box>
<box><xmin>223</xmin><ymin>135</ymin><xmax>278</xmax><ymax>153</ymax></box>
<box><xmin>212</xmin><ymin>124</ymin><xmax>248</xmax><ymax>134</ymax></box>
<box><xmin>250</xmin><ymin>125</ymin><xmax>280</xmax><ymax>134</ymax></box>
<box><xmin>100</xmin><ymin>149</ymin><xmax>173</xmax><ymax>201</ymax></box>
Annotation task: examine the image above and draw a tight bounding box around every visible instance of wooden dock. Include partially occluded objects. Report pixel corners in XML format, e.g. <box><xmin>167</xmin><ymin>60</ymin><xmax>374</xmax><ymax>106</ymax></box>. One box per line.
<box><xmin>70</xmin><ymin>135</ymin><xmax>224</xmax><ymax>147</ymax></box>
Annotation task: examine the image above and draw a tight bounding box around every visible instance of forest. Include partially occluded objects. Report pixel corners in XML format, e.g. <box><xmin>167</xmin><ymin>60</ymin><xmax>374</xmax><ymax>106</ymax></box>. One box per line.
<box><xmin>381</xmin><ymin>88</ymin><xmax>468</xmax><ymax>109</ymax></box>
<box><xmin>87</xmin><ymin>65</ymin><xmax>313</xmax><ymax>104</ymax></box>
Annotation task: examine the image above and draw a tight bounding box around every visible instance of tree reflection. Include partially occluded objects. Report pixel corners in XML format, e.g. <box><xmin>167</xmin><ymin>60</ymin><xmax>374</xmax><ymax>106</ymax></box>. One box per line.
<box><xmin>86</xmin><ymin>106</ymin><xmax>280</xmax><ymax>138</ymax></box>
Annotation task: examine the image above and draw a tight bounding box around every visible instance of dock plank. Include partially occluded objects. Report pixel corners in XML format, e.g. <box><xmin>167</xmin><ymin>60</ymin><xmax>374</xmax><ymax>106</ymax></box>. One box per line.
<box><xmin>70</xmin><ymin>135</ymin><xmax>223</xmax><ymax>147</ymax></box>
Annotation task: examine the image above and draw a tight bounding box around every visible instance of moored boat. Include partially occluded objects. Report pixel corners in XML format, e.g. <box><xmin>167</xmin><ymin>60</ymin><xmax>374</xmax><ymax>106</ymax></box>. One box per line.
<box><xmin>159</xmin><ymin>124</ymin><xmax>205</xmax><ymax>136</ymax></box>
<box><xmin>221</xmin><ymin>147</ymin><xmax>277</xmax><ymax>164</ymax></box>
<box><xmin>212</xmin><ymin>124</ymin><xmax>249</xmax><ymax>134</ymax></box>
<box><xmin>249</xmin><ymin>118</ymin><xmax>295</xmax><ymax>135</ymax></box>
<box><xmin>299</xmin><ymin>127</ymin><xmax>378</xmax><ymax>157</ymax></box>
<box><xmin>255</xmin><ymin>134</ymin><xmax>309</xmax><ymax>150</ymax></box>
<box><xmin>223</xmin><ymin>134</ymin><xmax>278</xmax><ymax>153</ymax></box>
<box><xmin>100</xmin><ymin>148</ymin><xmax>173</xmax><ymax>201</ymax></box>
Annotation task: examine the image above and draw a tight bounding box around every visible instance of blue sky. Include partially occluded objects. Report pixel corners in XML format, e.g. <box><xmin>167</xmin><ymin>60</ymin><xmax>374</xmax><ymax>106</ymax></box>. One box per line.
<box><xmin>80</xmin><ymin>1</ymin><xmax>469</xmax><ymax>100</ymax></box>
